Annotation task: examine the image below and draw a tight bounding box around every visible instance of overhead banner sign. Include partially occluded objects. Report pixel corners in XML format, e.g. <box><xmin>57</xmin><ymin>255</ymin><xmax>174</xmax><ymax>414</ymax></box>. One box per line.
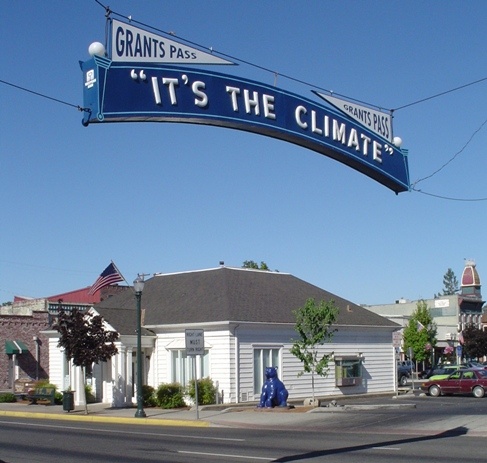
<box><xmin>81</xmin><ymin>20</ymin><xmax>409</xmax><ymax>193</ymax></box>
<box><xmin>110</xmin><ymin>19</ymin><xmax>234</xmax><ymax>65</ymax></box>
<box><xmin>315</xmin><ymin>93</ymin><xmax>393</xmax><ymax>142</ymax></box>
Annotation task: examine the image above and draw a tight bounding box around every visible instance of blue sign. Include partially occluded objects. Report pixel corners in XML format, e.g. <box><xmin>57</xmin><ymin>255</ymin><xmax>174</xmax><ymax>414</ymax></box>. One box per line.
<box><xmin>81</xmin><ymin>56</ymin><xmax>410</xmax><ymax>193</ymax></box>
<box><xmin>456</xmin><ymin>345</ymin><xmax>463</xmax><ymax>357</ymax></box>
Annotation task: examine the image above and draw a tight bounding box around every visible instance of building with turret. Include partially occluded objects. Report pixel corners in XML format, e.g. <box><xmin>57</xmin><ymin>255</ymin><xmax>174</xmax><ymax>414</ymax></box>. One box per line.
<box><xmin>363</xmin><ymin>260</ymin><xmax>485</xmax><ymax>364</ymax></box>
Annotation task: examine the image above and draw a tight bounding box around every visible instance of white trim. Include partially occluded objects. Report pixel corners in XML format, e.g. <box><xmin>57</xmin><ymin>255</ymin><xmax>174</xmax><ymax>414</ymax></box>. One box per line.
<box><xmin>152</xmin><ymin>266</ymin><xmax>290</xmax><ymax>278</ymax></box>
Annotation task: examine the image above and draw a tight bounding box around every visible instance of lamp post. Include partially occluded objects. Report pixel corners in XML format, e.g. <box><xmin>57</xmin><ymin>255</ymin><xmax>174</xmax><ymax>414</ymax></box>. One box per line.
<box><xmin>134</xmin><ymin>275</ymin><xmax>146</xmax><ymax>418</ymax></box>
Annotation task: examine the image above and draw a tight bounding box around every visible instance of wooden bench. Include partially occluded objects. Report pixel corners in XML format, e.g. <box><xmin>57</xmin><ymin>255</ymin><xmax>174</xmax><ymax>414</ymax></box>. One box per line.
<box><xmin>13</xmin><ymin>379</ymin><xmax>36</xmax><ymax>401</ymax></box>
<box><xmin>27</xmin><ymin>387</ymin><xmax>56</xmax><ymax>405</ymax></box>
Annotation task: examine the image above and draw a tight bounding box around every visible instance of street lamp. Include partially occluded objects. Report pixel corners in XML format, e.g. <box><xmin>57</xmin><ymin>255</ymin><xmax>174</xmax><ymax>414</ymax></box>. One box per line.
<box><xmin>134</xmin><ymin>274</ymin><xmax>146</xmax><ymax>418</ymax></box>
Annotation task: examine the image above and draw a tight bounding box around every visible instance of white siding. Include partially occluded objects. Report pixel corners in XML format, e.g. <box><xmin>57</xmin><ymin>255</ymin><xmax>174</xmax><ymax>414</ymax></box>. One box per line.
<box><xmin>47</xmin><ymin>337</ymin><xmax>64</xmax><ymax>390</ymax></box>
<box><xmin>153</xmin><ymin>329</ymin><xmax>236</xmax><ymax>404</ymax></box>
<box><xmin>237</xmin><ymin>325</ymin><xmax>395</xmax><ymax>403</ymax></box>
<box><xmin>50</xmin><ymin>323</ymin><xmax>396</xmax><ymax>406</ymax></box>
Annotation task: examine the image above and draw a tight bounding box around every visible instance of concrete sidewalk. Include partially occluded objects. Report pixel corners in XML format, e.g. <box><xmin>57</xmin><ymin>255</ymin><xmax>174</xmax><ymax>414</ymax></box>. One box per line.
<box><xmin>3</xmin><ymin>393</ymin><xmax>487</xmax><ymax>437</ymax></box>
<box><xmin>0</xmin><ymin>394</ymin><xmax>415</xmax><ymax>429</ymax></box>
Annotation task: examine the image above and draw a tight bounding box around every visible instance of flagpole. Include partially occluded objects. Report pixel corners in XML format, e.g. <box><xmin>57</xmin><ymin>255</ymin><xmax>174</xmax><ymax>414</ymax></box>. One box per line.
<box><xmin>110</xmin><ymin>260</ymin><xmax>132</xmax><ymax>290</ymax></box>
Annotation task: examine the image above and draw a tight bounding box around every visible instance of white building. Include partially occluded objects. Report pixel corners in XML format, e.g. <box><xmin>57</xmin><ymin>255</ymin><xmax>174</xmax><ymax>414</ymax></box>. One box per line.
<box><xmin>45</xmin><ymin>266</ymin><xmax>400</xmax><ymax>407</ymax></box>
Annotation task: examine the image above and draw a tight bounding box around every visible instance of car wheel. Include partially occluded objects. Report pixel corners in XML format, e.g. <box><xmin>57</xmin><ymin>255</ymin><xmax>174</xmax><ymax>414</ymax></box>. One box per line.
<box><xmin>399</xmin><ymin>375</ymin><xmax>408</xmax><ymax>386</ymax></box>
<box><xmin>429</xmin><ymin>385</ymin><xmax>441</xmax><ymax>397</ymax></box>
<box><xmin>472</xmin><ymin>386</ymin><xmax>485</xmax><ymax>398</ymax></box>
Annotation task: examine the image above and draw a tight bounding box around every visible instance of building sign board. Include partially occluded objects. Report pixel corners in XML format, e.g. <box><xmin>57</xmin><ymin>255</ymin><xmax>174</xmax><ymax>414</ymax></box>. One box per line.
<box><xmin>434</xmin><ymin>299</ymin><xmax>450</xmax><ymax>308</ymax></box>
<box><xmin>392</xmin><ymin>330</ymin><xmax>402</xmax><ymax>348</ymax></box>
<box><xmin>80</xmin><ymin>19</ymin><xmax>410</xmax><ymax>193</ymax></box>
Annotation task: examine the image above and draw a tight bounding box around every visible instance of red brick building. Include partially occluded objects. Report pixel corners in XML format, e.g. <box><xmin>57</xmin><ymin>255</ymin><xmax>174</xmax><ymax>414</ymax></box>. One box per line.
<box><xmin>1</xmin><ymin>285</ymin><xmax>128</xmax><ymax>391</ymax></box>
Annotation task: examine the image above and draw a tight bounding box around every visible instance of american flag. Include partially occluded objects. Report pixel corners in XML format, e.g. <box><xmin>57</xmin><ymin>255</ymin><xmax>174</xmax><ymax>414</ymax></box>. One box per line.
<box><xmin>88</xmin><ymin>262</ymin><xmax>124</xmax><ymax>295</ymax></box>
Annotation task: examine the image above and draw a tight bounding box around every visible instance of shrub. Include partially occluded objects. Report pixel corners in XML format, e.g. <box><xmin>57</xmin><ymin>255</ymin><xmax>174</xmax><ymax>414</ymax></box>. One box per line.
<box><xmin>85</xmin><ymin>384</ymin><xmax>96</xmax><ymax>403</ymax></box>
<box><xmin>34</xmin><ymin>379</ymin><xmax>55</xmax><ymax>388</ymax></box>
<box><xmin>155</xmin><ymin>383</ymin><xmax>186</xmax><ymax>409</ymax></box>
<box><xmin>142</xmin><ymin>385</ymin><xmax>156</xmax><ymax>407</ymax></box>
<box><xmin>187</xmin><ymin>377</ymin><xmax>217</xmax><ymax>405</ymax></box>
<box><xmin>54</xmin><ymin>392</ymin><xmax>63</xmax><ymax>405</ymax></box>
<box><xmin>0</xmin><ymin>393</ymin><xmax>16</xmax><ymax>403</ymax></box>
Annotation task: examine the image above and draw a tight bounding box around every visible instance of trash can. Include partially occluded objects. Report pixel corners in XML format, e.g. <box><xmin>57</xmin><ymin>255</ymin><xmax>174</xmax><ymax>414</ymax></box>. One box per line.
<box><xmin>62</xmin><ymin>391</ymin><xmax>74</xmax><ymax>412</ymax></box>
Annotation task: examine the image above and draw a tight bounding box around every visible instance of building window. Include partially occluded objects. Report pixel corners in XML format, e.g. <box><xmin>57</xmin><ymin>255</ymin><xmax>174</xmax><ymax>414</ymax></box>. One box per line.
<box><xmin>334</xmin><ymin>356</ymin><xmax>362</xmax><ymax>387</ymax></box>
<box><xmin>170</xmin><ymin>349</ymin><xmax>209</xmax><ymax>387</ymax></box>
<box><xmin>253</xmin><ymin>347</ymin><xmax>281</xmax><ymax>394</ymax></box>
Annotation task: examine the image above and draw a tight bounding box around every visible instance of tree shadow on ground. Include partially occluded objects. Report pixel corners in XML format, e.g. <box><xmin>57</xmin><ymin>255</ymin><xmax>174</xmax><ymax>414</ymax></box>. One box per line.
<box><xmin>273</xmin><ymin>426</ymin><xmax>468</xmax><ymax>462</ymax></box>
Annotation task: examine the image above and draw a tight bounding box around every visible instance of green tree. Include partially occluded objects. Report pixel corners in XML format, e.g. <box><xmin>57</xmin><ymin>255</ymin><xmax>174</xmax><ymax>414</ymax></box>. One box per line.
<box><xmin>290</xmin><ymin>298</ymin><xmax>338</xmax><ymax>402</ymax></box>
<box><xmin>435</xmin><ymin>268</ymin><xmax>458</xmax><ymax>297</ymax></box>
<box><xmin>242</xmin><ymin>260</ymin><xmax>270</xmax><ymax>270</ymax></box>
<box><xmin>54</xmin><ymin>308</ymin><xmax>119</xmax><ymax>414</ymax></box>
<box><xmin>462</xmin><ymin>324</ymin><xmax>487</xmax><ymax>360</ymax></box>
<box><xmin>403</xmin><ymin>300</ymin><xmax>437</xmax><ymax>364</ymax></box>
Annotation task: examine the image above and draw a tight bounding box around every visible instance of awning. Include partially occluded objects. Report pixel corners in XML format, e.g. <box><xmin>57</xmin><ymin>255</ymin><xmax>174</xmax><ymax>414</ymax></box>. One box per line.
<box><xmin>5</xmin><ymin>340</ymin><xmax>29</xmax><ymax>355</ymax></box>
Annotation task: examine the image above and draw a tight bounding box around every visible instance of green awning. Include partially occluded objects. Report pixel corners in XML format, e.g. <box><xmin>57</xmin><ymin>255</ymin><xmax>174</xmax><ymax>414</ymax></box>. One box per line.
<box><xmin>5</xmin><ymin>340</ymin><xmax>29</xmax><ymax>355</ymax></box>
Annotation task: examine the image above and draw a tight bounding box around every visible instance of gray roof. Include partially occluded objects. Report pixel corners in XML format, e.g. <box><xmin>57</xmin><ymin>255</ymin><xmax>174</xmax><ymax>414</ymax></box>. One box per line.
<box><xmin>94</xmin><ymin>307</ymin><xmax>153</xmax><ymax>336</ymax></box>
<box><xmin>95</xmin><ymin>267</ymin><xmax>397</xmax><ymax>330</ymax></box>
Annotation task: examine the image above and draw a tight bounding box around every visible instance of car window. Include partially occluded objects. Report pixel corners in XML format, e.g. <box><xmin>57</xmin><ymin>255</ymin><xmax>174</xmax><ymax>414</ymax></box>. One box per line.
<box><xmin>469</xmin><ymin>362</ymin><xmax>483</xmax><ymax>368</ymax></box>
<box><xmin>462</xmin><ymin>371</ymin><xmax>474</xmax><ymax>379</ymax></box>
<box><xmin>478</xmin><ymin>370</ymin><xmax>487</xmax><ymax>378</ymax></box>
<box><xmin>450</xmin><ymin>372</ymin><xmax>461</xmax><ymax>380</ymax></box>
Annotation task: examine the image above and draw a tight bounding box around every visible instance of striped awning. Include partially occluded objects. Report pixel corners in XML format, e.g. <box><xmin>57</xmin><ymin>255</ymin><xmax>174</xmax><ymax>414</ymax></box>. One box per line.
<box><xmin>5</xmin><ymin>340</ymin><xmax>29</xmax><ymax>355</ymax></box>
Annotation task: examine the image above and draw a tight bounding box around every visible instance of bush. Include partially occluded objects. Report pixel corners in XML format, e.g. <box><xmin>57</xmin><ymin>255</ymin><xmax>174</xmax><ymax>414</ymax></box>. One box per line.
<box><xmin>155</xmin><ymin>383</ymin><xmax>186</xmax><ymax>409</ymax></box>
<box><xmin>34</xmin><ymin>379</ymin><xmax>55</xmax><ymax>388</ymax></box>
<box><xmin>0</xmin><ymin>393</ymin><xmax>16</xmax><ymax>403</ymax></box>
<box><xmin>85</xmin><ymin>384</ymin><xmax>96</xmax><ymax>403</ymax></box>
<box><xmin>142</xmin><ymin>385</ymin><xmax>157</xmax><ymax>407</ymax></box>
<box><xmin>187</xmin><ymin>377</ymin><xmax>217</xmax><ymax>405</ymax></box>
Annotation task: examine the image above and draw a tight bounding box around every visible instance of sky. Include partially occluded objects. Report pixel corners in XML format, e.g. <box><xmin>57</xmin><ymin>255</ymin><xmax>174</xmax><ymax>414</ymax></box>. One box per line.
<box><xmin>1</xmin><ymin>0</ymin><xmax>486</xmax><ymax>306</ymax></box>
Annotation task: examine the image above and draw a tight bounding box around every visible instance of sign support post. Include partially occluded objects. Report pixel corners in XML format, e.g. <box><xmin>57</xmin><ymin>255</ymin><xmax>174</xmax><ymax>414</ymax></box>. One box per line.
<box><xmin>185</xmin><ymin>329</ymin><xmax>204</xmax><ymax>419</ymax></box>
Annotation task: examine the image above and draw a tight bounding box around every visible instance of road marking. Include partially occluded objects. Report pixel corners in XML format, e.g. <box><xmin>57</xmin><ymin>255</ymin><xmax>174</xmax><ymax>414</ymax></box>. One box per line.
<box><xmin>179</xmin><ymin>450</ymin><xmax>275</xmax><ymax>460</ymax></box>
<box><xmin>371</xmin><ymin>447</ymin><xmax>401</xmax><ymax>450</ymax></box>
<box><xmin>0</xmin><ymin>420</ymin><xmax>244</xmax><ymax>441</ymax></box>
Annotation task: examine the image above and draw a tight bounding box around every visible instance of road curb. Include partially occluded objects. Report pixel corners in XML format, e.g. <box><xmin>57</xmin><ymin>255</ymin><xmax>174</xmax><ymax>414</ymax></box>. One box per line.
<box><xmin>310</xmin><ymin>403</ymin><xmax>416</xmax><ymax>412</ymax></box>
<box><xmin>0</xmin><ymin>410</ymin><xmax>210</xmax><ymax>427</ymax></box>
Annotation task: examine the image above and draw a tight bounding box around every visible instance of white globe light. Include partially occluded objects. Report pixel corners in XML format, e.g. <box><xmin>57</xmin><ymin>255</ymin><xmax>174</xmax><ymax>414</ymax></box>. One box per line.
<box><xmin>393</xmin><ymin>136</ymin><xmax>403</xmax><ymax>147</ymax></box>
<box><xmin>88</xmin><ymin>42</ymin><xmax>106</xmax><ymax>57</ymax></box>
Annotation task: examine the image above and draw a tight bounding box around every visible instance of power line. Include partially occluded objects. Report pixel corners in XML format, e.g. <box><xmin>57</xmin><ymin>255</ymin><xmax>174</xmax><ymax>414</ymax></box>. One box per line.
<box><xmin>393</xmin><ymin>77</ymin><xmax>487</xmax><ymax>112</ymax></box>
<box><xmin>413</xmin><ymin>117</ymin><xmax>487</xmax><ymax>187</ymax></box>
<box><xmin>95</xmin><ymin>1</ymin><xmax>487</xmax><ymax>115</ymax></box>
<box><xmin>411</xmin><ymin>188</ymin><xmax>487</xmax><ymax>202</ymax></box>
<box><xmin>93</xmin><ymin>0</ymin><xmax>487</xmax><ymax>203</ymax></box>
<box><xmin>0</xmin><ymin>79</ymin><xmax>88</xmax><ymax>113</ymax></box>
<box><xmin>3</xmin><ymin>2</ymin><xmax>487</xmax><ymax>202</ymax></box>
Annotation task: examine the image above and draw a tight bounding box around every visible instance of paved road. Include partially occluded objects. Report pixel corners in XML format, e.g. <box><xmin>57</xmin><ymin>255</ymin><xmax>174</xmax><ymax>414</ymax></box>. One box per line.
<box><xmin>1</xmin><ymin>391</ymin><xmax>487</xmax><ymax>435</ymax></box>
<box><xmin>0</xmin><ymin>401</ymin><xmax>486</xmax><ymax>463</ymax></box>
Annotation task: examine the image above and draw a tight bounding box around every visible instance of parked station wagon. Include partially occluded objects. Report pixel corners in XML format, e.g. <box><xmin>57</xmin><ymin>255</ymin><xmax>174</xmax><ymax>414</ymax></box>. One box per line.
<box><xmin>421</xmin><ymin>369</ymin><xmax>487</xmax><ymax>398</ymax></box>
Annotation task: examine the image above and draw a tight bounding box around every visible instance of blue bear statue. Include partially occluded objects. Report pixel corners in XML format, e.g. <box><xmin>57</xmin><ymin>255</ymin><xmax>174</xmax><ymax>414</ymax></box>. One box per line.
<box><xmin>258</xmin><ymin>366</ymin><xmax>289</xmax><ymax>408</ymax></box>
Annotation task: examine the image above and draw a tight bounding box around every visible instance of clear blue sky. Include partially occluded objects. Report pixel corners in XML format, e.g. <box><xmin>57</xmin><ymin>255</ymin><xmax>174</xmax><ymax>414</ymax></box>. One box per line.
<box><xmin>1</xmin><ymin>1</ymin><xmax>486</xmax><ymax>306</ymax></box>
